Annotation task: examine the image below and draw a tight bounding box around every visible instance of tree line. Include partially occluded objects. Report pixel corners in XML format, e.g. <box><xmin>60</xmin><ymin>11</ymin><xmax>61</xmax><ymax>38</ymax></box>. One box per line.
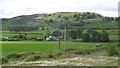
<box><xmin>47</xmin><ymin>28</ymin><xmax>110</xmax><ymax>42</ymax></box>
<box><xmin>68</xmin><ymin>28</ymin><xmax>110</xmax><ymax>42</ymax></box>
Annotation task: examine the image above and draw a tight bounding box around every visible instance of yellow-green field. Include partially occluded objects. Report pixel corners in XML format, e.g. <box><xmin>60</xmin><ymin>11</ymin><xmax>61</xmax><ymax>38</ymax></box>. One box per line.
<box><xmin>1</xmin><ymin>41</ymin><xmax>103</xmax><ymax>56</ymax></box>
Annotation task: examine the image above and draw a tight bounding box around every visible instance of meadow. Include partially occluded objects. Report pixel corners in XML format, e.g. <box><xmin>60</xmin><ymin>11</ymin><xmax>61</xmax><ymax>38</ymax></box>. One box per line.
<box><xmin>1</xmin><ymin>29</ymin><xmax>119</xmax><ymax>41</ymax></box>
<box><xmin>1</xmin><ymin>29</ymin><xmax>119</xmax><ymax>56</ymax></box>
<box><xmin>2</xmin><ymin>41</ymin><xmax>104</xmax><ymax>56</ymax></box>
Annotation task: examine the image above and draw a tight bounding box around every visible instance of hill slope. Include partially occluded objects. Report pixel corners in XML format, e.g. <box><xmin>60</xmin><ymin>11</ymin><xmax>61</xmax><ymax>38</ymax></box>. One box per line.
<box><xmin>1</xmin><ymin>12</ymin><xmax>118</xmax><ymax>31</ymax></box>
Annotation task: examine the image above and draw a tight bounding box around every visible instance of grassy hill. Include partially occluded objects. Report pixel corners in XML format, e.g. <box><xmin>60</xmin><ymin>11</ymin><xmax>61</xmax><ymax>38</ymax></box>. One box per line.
<box><xmin>1</xmin><ymin>12</ymin><xmax>118</xmax><ymax>31</ymax></box>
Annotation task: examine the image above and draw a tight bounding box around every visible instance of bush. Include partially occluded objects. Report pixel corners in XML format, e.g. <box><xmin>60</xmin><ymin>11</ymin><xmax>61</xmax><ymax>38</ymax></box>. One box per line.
<box><xmin>6</xmin><ymin>53</ymin><xmax>22</xmax><ymax>59</ymax></box>
<box><xmin>36</xmin><ymin>38</ymin><xmax>43</xmax><ymax>41</ymax></box>
<box><xmin>25</xmin><ymin>54</ymin><xmax>42</xmax><ymax>61</ymax></box>
<box><xmin>117</xmin><ymin>44</ymin><xmax>120</xmax><ymax>47</ymax></box>
<box><xmin>107</xmin><ymin>44</ymin><xmax>119</xmax><ymax>56</ymax></box>
<box><xmin>1</xmin><ymin>38</ymin><xmax>7</xmax><ymax>41</ymax></box>
<box><xmin>54</xmin><ymin>51</ymin><xmax>64</xmax><ymax>56</ymax></box>
<box><xmin>1</xmin><ymin>57</ymin><xmax>8</xmax><ymax>64</ymax></box>
<box><xmin>48</xmin><ymin>54</ymin><xmax>56</xmax><ymax>59</ymax></box>
<box><xmin>7</xmin><ymin>38</ymin><xmax>19</xmax><ymax>41</ymax></box>
<box><xmin>78</xmin><ymin>47</ymin><xmax>96</xmax><ymax>55</ymax></box>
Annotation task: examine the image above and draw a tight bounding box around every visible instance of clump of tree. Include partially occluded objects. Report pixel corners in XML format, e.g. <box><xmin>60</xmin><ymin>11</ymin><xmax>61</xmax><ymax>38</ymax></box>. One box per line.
<box><xmin>81</xmin><ymin>33</ymin><xmax>90</xmax><ymax>42</ymax></box>
<box><xmin>52</xmin><ymin>30</ymin><xmax>61</xmax><ymax>37</ymax></box>
<box><xmin>69</xmin><ymin>27</ymin><xmax>83</xmax><ymax>39</ymax></box>
<box><xmin>12</xmin><ymin>33</ymin><xmax>27</xmax><ymax>41</ymax></box>
<box><xmin>76</xmin><ymin>27</ymin><xmax>83</xmax><ymax>38</ymax></box>
<box><xmin>69</xmin><ymin>30</ymin><xmax>77</xmax><ymax>39</ymax></box>
<box><xmin>81</xmin><ymin>30</ymin><xmax>110</xmax><ymax>42</ymax></box>
<box><xmin>68</xmin><ymin>28</ymin><xmax>110</xmax><ymax>42</ymax></box>
<box><xmin>115</xmin><ymin>17</ymin><xmax>120</xmax><ymax>22</ymax></box>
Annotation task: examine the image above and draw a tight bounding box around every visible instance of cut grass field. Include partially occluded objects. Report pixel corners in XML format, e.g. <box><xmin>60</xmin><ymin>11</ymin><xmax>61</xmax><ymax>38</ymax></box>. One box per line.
<box><xmin>1</xmin><ymin>41</ymin><xmax>104</xmax><ymax>56</ymax></box>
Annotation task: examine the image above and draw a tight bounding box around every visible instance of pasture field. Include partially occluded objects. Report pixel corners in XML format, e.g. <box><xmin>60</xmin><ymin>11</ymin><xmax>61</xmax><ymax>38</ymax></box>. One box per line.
<box><xmin>2</xmin><ymin>41</ymin><xmax>104</xmax><ymax>56</ymax></box>
<box><xmin>2</xmin><ymin>31</ymin><xmax>47</xmax><ymax>38</ymax></box>
<box><xmin>2</xmin><ymin>29</ymin><xmax>119</xmax><ymax>39</ymax></box>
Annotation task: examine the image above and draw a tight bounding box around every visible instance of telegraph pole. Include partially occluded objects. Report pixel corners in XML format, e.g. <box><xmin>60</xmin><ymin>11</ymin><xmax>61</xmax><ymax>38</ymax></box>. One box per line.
<box><xmin>64</xmin><ymin>26</ymin><xmax>67</xmax><ymax>51</ymax></box>
<box><xmin>58</xmin><ymin>29</ymin><xmax>61</xmax><ymax>50</ymax></box>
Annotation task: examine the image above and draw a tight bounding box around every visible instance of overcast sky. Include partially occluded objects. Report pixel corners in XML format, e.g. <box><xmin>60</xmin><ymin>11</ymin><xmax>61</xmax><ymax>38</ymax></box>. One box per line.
<box><xmin>0</xmin><ymin>0</ymin><xmax>119</xmax><ymax>18</ymax></box>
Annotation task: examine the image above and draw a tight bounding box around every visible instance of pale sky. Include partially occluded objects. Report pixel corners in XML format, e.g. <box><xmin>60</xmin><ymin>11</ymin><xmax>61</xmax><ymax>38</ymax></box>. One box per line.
<box><xmin>0</xmin><ymin>0</ymin><xmax>119</xmax><ymax>18</ymax></box>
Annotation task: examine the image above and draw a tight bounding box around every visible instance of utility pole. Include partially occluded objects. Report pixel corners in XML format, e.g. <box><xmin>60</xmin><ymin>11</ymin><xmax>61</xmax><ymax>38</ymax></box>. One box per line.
<box><xmin>64</xmin><ymin>26</ymin><xmax>67</xmax><ymax>51</ymax></box>
<box><xmin>58</xmin><ymin>29</ymin><xmax>61</xmax><ymax>50</ymax></box>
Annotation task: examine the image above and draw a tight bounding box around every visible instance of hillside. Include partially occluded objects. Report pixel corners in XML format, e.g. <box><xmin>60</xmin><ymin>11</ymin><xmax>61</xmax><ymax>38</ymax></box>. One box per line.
<box><xmin>1</xmin><ymin>12</ymin><xmax>119</xmax><ymax>31</ymax></box>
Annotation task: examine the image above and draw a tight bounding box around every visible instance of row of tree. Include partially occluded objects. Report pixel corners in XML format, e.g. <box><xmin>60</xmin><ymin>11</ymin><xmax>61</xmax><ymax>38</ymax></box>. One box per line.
<box><xmin>49</xmin><ymin>28</ymin><xmax>110</xmax><ymax>42</ymax></box>
<box><xmin>81</xmin><ymin>30</ymin><xmax>110</xmax><ymax>42</ymax></box>
<box><xmin>68</xmin><ymin>29</ymin><xmax>110</xmax><ymax>42</ymax></box>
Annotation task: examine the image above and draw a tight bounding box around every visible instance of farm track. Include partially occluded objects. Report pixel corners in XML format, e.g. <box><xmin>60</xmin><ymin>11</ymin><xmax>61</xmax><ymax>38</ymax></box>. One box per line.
<box><xmin>3</xmin><ymin>55</ymin><xmax>118</xmax><ymax>66</ymax></box>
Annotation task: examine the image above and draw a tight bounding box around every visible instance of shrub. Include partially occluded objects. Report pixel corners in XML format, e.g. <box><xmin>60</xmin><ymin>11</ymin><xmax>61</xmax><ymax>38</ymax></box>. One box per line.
<box><xmin>6</xmin><ymin>53</ymin><xmax>22</xmax><ymax>59</ymax></box>
<box><xmin>48</xmin><ymin>54</ymin><xmax>56</xmax><ymax>59</ymax></box>
<box><xmin>107</xmin><ymin>44</ymin><xmax>119</xmax><ymax>56</ymax></box>
<box><xmin>78</xmin><ymin>47</ymin><xmax>96</xmax><ymax>55</ymax></box>
<box><xmin>1</xmin><ymin>57</ymin><xmax>8</xmax><ymax>64</ymax></box>
<box><xmin>54</xmin><ymin>51</ymin><xmax>64</xmax><ymax>56</ymax></box>
<box><xmin>78</xmin><ymin>48</ymin><xmax>88</xmax><ymax>54</ymax></box>
<box><xmin>117</xmin><ymin>44</ymin><xmax>120</xmax><ymax>47</ymax></box>
<box><xmin>25</xmin><ymin>54</ymin><xmax>42</xmax><ymax>61</ymax></box>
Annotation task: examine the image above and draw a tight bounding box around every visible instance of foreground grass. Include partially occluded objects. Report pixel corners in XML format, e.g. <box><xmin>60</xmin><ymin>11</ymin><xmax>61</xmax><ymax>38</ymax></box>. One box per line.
<box><xmin>6</xmin><ymin>56</ymin><xmax>118</xmax><ymax>66</ymax></box>
<box><xmin>2</xmin><ymin>41</ymin><xmax>103</xmax><ymax>56</ymax></box>
<box><xmin>1</xmin><ymin>41</ymin><xmax>119</xmax><ymax>66</ymax></box>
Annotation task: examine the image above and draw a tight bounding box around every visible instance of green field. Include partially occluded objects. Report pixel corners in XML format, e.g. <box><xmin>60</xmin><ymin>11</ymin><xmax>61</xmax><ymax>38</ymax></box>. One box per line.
<box><xmin>1</xmin><ymin>41</ymin><xmax>104</xmax><ymax>56</ymax></box>
<box><xmin>2</xmin><ymin>29</ymin><xmax>119</xmax><ymax>40</ymax></box>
